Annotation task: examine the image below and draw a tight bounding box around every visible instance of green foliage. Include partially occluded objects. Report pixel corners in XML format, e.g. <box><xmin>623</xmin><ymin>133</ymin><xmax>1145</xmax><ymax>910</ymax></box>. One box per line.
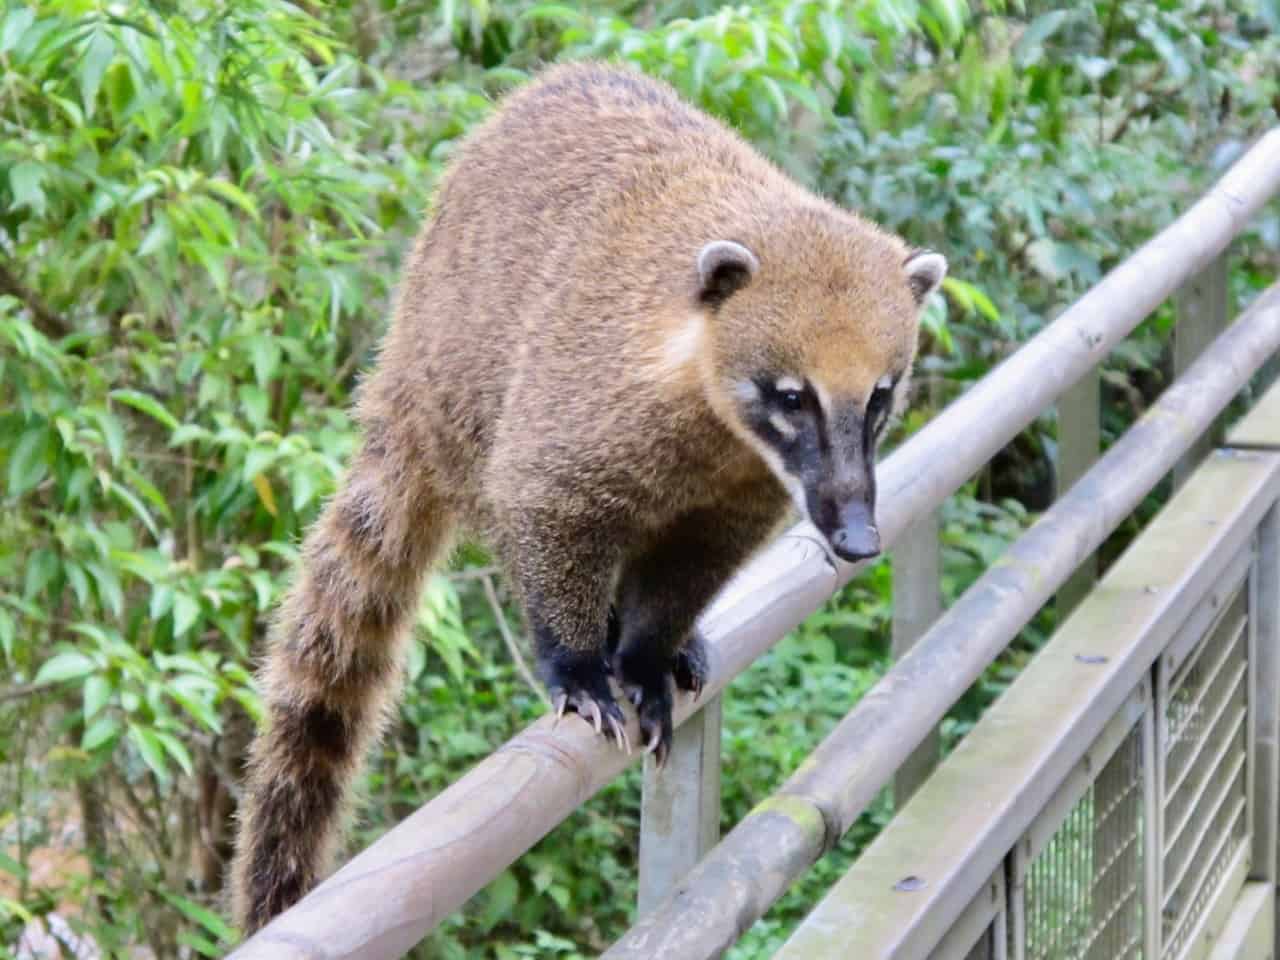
<box><xmin>0</xmin><ymin>0</ymin><xmax>449</xmax><ymax>952</ymax></box>
<box><xmin>1</xmin><ymin>0</ymin><xmax>1277</xmax><ymax>956</ymax></box>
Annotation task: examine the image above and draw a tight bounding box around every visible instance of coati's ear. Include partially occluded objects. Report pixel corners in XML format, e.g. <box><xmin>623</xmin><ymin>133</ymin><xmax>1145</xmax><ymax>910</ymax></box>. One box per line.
<box><xmin>904</xmin><ymin>249</ymin><xmax>947</xmax><ymax>305</ymax></box>
<box><xmin>697</xmin><ymin>240</ymin><xmax>759</xmax><ymax>307</ymax></box>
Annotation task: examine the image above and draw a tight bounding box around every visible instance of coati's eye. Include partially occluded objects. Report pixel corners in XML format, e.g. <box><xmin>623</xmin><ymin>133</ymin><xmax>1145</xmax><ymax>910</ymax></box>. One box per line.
<box><xmin>779</xmin><ymin>390</ymin><xmax>805</xmax><ymax>413</ymax></box>
<box><xmin>867</xmin><ymin>381</ymin><xmax>894</xmax><ymax>435</ymax></box>
<box><xmin>758</xmin><ymin>377</ymin><xmax>810</xmax><ymax>414</ymax></box>
<box><xmin>868</xmin><ymin>384</ymin><xmax>891</xmax><ymax>416</ymax></box>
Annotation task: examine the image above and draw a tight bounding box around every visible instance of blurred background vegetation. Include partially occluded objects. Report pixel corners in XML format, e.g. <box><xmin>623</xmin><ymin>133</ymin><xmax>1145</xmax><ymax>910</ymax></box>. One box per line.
<box><xmin>1</xmin><ymin>0</ymin><xmax>1278</xmax><ymax>956</ymax></box>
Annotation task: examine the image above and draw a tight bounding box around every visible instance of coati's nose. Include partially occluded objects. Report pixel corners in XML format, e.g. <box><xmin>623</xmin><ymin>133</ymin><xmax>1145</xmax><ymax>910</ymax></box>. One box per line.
<box><xmin>828</xmin><ymin>500</ymin><xmax>881</xmax><ymax>563</ymax></box>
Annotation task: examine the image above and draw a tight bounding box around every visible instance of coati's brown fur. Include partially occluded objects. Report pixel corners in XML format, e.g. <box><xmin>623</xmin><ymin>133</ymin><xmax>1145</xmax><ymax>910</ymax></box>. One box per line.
<box><xmin>231</xmin><ymin>62</ymin><xmax>945</xmax><ymax>933</ymax></box>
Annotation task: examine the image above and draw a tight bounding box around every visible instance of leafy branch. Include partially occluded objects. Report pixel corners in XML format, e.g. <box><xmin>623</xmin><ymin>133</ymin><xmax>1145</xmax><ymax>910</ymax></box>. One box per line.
<box><xmin>0</xmin><ymin>257</ymin><xmax>70</xmax><ymax>338</ymax></box>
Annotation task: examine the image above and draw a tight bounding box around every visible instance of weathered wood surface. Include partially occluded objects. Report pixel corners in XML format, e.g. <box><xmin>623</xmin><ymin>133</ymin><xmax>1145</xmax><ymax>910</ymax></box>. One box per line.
<box><xmin>1206</xmin><ymin>883</ymin><xmax>1275</xmax><ymax>960</ymax></box>
<box><xmin>1174</xmin><ymin>254</ymin><xmax>1230</xmax><ymax>486</ymax></box>
<box><xmin>891</xmin><ymin>510</ymin><xmax>941</xmax><ymax>805</ymax></box>
<box><xmin>1228</xmin><ymin>373</ymin><xmax>1280</xmax><ymax>450</ymax></box>
<box><xmin>637</xmin><ymin>694</ymin><xmax>722</xmax><ymax>914</ymax></box>
<box><xmin>1231</xmin><ymin>399</ymin><xmax>1280</xmax><ymax>933</ymax></box>
<box><xmin>1057</xmin><ymin>365</ymin><xmax>1099</xmax><ymax>612</ymax></box>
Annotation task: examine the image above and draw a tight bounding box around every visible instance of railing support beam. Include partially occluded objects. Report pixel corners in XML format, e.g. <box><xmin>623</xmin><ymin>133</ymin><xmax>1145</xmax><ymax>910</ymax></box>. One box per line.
<box><xmin>1058</xmin><ymin>368</ymin><xmax>1100</xmax><ymax>613</ymax></box>
<box><xmin>892</xmin><ymin>511</ymin><xmax>942</xmax><ymax>806</ymax></box>
<box><xmin>1174</xmin><ymin>255</ymin><xmax>1229</xmax><ymax>486</ymax></box>
<box><xmin>1227</xmin><ymin>382</ymin><xmax>1280</xmax><ymax>931</ymax></box>
<box><xmin>1252</xmin><ymin>505</ymin><xmax>1280</xmax><ymax>889</ymax></box>
<box><xmin>637</xmin><ymin>696</ymin><xmax>721</xmax><ymax>914</ymax></box>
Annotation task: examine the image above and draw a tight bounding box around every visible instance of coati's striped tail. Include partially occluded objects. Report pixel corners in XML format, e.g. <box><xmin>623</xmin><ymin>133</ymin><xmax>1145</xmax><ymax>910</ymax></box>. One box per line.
<box><xmin>230</xmin><ymin>440</ymin><xmax>450</xmax><ymax>934</ymax></box>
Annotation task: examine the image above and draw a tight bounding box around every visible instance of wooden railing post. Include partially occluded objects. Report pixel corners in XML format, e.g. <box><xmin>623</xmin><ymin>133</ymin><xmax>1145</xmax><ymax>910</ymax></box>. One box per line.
<box><xmin>892</xmin><ymin>510</ymin><xmax>942</xmax><ymax>805</ymax></box>
<box><xmin>1173</xmin><ymin>255</ymin><xmax>1229</xmax><ymax>486</ymax></box>
<box><xmin>1251</xmin><ymin>505</ymin><xmax>1280</xmax><ymax>893</ymax></box>
<box><xmin>1057</xmin><ymin>367</ymin><xmax>1100</xmax><ymax>613</ymax></box>
<box><xmin>637</xmin><ymin>695</ymin><xmax>721</xmax><ymax>914</ymax></box>
<box><xmin>1226</xmin><ymin>392</ymin><xmax>1280</xmax><ymax>937</ymax></box>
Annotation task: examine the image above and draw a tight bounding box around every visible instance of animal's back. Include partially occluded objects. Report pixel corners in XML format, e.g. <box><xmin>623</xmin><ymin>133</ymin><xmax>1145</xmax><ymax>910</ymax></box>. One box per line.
<box><xmin>366</xmin><ymin>64</ymin><xmax>796</xmax><ymax>506</ymax></box>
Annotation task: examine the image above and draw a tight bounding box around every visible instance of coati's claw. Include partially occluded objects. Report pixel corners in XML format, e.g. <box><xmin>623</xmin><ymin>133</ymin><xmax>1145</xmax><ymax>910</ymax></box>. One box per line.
<box><xmin>607</xmin><ymin>714</ymin><xmax>632</xmax><ymax>754</ymax></box>
<box><xmin>542</xmin><ymin>648</ymin><xmax>628</xmax><ymax>747</ymax></box>
<box><xmin>637</xmin><ymin>700</ymin><xmax>672</xmax><ymax>767</ymax></box>
<box><xmin>624</xmin><ymin>676</ymin><xmax>673</xmax><ymax>768</ymax></box>
<box><xmin>643</xmin><ymin>723</ymin><xmax>670</xmax><ymax>767</ymax></box>
<box><xmin>550</xmin><ymin>686</ymin><xmax>626</xmax><ymax>742</ymax></box>
<box><xmin>681</xmin><ymin>672</ymin><xmax>704</xmax><ymax>700</ymax></box>
<box><xmin>614</xmin><ymin>645</ymin><xmax>676</xmax><ymax>766</ymax></box>
<box><xmin>672</xmin><ymin>632</ymin><xmax>710</xmax><ymax>698</ymax></box>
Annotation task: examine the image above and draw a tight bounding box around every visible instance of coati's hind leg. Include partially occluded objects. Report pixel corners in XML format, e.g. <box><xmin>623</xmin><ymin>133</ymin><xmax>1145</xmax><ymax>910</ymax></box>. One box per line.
<box><xmin>613</xmin><ymin>505</ymin><xmax>779</xmax><ymax>763</ymax></box>
<box><xmin>230</xmin><ymin>432</ymin><xmax>451</xmax><ymax>934</ymax></box>
<box><xmin>508</xmin><ymin>511</ymin><xmax>630</xmax><ymax>750</ymax></box>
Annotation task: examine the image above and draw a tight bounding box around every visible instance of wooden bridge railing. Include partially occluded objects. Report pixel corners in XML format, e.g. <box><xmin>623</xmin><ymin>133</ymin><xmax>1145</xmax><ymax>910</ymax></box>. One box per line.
<box><xmin>229</xmin><ymin>127</ymin><xmax>1280</xmax><ymax>959</ymax></box>
<box><xmin>775</xmin><ymin>377</ymin><xmax>1280</xmax><ymax>959</ymax></box>
<box><xmin>610</xmin><ymin>279</ymin><xmax>1280</xmax><ymax>959</ymax></box>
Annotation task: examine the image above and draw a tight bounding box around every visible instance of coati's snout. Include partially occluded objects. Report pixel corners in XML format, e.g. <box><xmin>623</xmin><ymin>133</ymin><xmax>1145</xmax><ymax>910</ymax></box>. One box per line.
<box><xmin>800</xmin><ymin>380</ymin><xmax>893</xmax><ymax>562</ymax></box>
<box><xmin>719</xmin><ymin>368</ymin><xmax>894</xmax><ymax>563</ymax></box>
<box><xmin>789</xmin><ymin>384</ymin><xmax>890</xmax><ymax>563</ymax></box>
<box><xmin>803</xmin><ymin>431</ymin><xmax>881</xmax><ymax>563</ymax></box>
<box><xmin>824</xmin><ymin>499</ymin><xmax>880</xmax><ymax>563</ymax></box>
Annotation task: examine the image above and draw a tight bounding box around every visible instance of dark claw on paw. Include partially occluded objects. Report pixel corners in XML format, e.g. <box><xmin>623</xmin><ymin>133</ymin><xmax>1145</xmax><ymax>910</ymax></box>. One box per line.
<box><xmin>631</xmin><ymin>679</ymin><xmax>673</xmax><ymax>768</ymax></box>
<box><xmin>613</xmin><ymin>639</ymin><xmax>682</xmax><ymax>766</ymax></box>
<box><xmin>672</xmin><ymin>632</ymin><xmax>710</xmax><ymax>699</ymax></box>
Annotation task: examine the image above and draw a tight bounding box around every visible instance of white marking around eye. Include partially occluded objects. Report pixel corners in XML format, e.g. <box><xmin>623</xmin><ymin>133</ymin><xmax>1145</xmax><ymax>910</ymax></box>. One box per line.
<box><xmin>775</xmin><ymin>375</ymin><xmax>804</xmax><ymax>394</ymax></box>
<box><xmin>876</xmin><ymin>373</ymin><xmax>894</xmax><ymax>391</ymax></box>
<box><xmin>769</xmin><ymin>413</ymin><xmax>796</xmax><ymax>440</ymax></box>
<box><xmin>744</xmin><ymin>438</ymin><xmax>809</xmax><ymax>520</ymax></box>
<box><xmin>733</xmin><ymin>380</ymin><xmax>761</xmax><ymax>402</ymax></box>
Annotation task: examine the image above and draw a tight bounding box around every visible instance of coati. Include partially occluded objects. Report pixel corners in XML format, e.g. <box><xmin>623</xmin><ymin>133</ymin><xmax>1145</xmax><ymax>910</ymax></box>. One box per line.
<box><xmin>230</xmin><ymin>61</ymin><xmax>946</xmax><ymax>933</ymax></box>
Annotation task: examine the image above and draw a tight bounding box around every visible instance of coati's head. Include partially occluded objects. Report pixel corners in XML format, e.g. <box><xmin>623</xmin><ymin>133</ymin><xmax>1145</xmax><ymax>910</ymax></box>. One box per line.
<box><xmin>692</xmin><ymin>213</ymin><xmax>946</xmax><ymax>563</ymax></box>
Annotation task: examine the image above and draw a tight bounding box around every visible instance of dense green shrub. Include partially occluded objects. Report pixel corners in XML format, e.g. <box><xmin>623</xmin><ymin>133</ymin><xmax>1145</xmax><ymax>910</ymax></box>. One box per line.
<box><xmin>1</xmin><ymin>0</ymin><xmax>1276</xmax><ymax>956</ymax></box>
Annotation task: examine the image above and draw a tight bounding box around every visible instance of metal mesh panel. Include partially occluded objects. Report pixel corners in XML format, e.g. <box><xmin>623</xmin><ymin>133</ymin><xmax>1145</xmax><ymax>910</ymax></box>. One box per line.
<box><xmin>1023</xmin><ymin>723</ymin><xmax>1145</xmax><ymax>960</ymax></box>
<box><xmin>1161</xmin><ymin>586</ymin><xmax>1250</xmax><ymax>958</ymax></box>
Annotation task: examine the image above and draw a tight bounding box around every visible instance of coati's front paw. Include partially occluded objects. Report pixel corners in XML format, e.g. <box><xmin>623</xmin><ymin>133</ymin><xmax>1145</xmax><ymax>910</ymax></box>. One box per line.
<box><xmin>671</xmin><ymin>631</ymin><xmax>709</xmax><ymax>699</ymax></box>
<box><xmin>543</xmin><ymin>649</ymin><xmax>630</xmax><ymax>752</ymax></box>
